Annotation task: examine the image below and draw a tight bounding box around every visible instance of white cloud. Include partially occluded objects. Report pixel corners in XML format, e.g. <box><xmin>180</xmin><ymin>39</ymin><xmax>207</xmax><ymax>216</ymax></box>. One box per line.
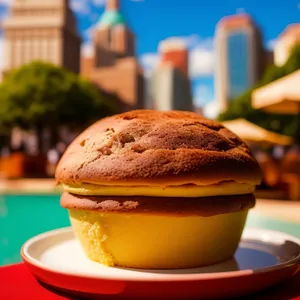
<box><xmin>267</xmin><ymin>38</ymin><xmax>277</xmax><ymax>51</ymax></box>
<box><xmin>82</xmin><ymin>42</ymin><xmax>94</xmax><ymax>57</ymax></box>
<box><xmin>139</xmin><ymin>35</ymin><xmax>214</xmax><ymax>78</ymax></box>
<box><xmin>194</xmin><ymin>84</ymin><xmax>213</xmax><ymax>107</ymax></box>
<box><xmin>70</xmin><ymin>0</ymin><xmax>90</xmax><ymax>14</ymax></box>
<box><xmin>0</xmin><ymin>0</ymin><xmax>12</xmax><ymax>5</ymax></box>
<box><xmin>236</xmin><ymin>7</ymin><xmax>246</xmax><ymax>14</ymax></box>
<box><xmin>189</xmin><ymin>47</ymin><xmax>214</xmax><ymax>78</ymax></box>
<box><xmin>162</xmin><ymin>34</ymin><xmax>212</xmax><ymax>50</ymax></box>
<box><xmin>92</xmin><ymin>0</ymin><xmax>107</xmax><ymax>6</ymax></box>
<box><xmin>180</xmin><ymin>34</ymin><xmax>200</xmax><ymax>48</ymax></box>
<box><xmin>70</xmin><ymin>0</ymin><xmax>108</xmax><ymax>14</ymax></box>
<box><xmin>189</xmin><ymin>37</ymin><xmax>214</xmax><ymax>78</ymax></box>
<box><xmin>84</xmin><ymin>23</ymin><xmax>97</xmax><ymax>40</ymax></box>
<box><xmin>139</xmin><ymin>52</ymin><xmax>159</xmax><ymax>72</ymax></box>
<box><xmin>190</xmin><ymin>49</ymin><xmax>214</xmax><ymax>77</ymax></box>
<box><xmin>194</xmin><ymin>37</ymin><xmax>213</xmax><ymax>50</ymax></box>
<box><xmin>203</xmin><ymin>101</ymin><xmax>220</xmax><ymax>120</ymax></box>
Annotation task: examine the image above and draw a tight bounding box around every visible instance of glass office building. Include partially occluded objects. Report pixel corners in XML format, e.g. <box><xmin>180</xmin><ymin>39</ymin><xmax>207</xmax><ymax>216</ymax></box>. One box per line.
<box><xmin>215</xmin><ymin>14</ymin><xmax>264</xmax><ymax>114</ymax></box>
<box><xmin>227</xmin><ymin>31</ymin><xmax>250</xmax><ymax>100</ymax></box>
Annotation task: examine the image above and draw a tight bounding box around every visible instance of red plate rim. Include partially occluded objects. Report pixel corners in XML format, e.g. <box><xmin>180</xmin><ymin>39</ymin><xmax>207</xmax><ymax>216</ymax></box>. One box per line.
<box><xmin>21</xmin><ymin>227</ymin><xmax>300</xmax><ymax>283</ymax></box>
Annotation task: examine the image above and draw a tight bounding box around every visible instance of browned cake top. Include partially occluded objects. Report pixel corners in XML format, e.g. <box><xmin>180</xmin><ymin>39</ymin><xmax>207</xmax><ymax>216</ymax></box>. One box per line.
<box><xmin>56</xmin><ymin>110</ymin><xmax>262</xmax><ymax>186</ymax></box>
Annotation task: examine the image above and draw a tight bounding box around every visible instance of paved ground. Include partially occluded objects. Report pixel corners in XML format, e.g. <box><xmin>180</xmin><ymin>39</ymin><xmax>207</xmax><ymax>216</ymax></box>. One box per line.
<box><xmin>0</xmin><ymin>179</ymin><xmax>299</xmax><ymax>223</ymax></box>
<box><xmin>255</xmin><ymin>199</ymin><xmax>300</xmax><ymax>223</ymax></box>
<box><xmin>0</xmin><ymin>178</ymin><xmax>61</xmax><ymax>194</ymax></box>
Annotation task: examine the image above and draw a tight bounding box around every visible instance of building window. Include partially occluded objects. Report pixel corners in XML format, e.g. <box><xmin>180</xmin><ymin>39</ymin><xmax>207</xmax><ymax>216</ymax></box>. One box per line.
<box><xmin>15</xmin><ymin>39</ymin><xmax>22</xmax><ymax>68</ymax></box>
<box><xmin>24</xmin><ymin>38</ymin><xmax>31</xmax><ymax>64</ymax></box>
<box><xmin>227</xmin><ymin>30</ymin><xmax>250</xmax><ymax>100</ymax></box>
<box><xmin>41</xmin><ymin>38</ymin><xmax>48</xmax><ymax>61</ymax></box>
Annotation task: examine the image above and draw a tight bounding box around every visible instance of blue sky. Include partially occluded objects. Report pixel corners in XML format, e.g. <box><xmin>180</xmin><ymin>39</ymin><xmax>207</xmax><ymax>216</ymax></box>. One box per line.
<box><xmin>1</xmin><ymin>0</ymin><xmax>300</xmax><ymax>113</ymax></box>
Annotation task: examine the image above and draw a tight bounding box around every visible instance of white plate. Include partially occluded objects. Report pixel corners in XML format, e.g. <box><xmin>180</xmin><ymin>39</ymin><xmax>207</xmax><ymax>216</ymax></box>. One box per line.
<box><xmin>22</xmin><ymin>227</ymin><xmax>300</xmax><ymax>299</ymax></box>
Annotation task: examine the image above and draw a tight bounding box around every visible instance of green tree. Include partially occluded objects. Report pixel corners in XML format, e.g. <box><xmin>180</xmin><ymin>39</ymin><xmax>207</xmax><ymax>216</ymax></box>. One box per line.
<box><xmin>218</xmin><ymin>45</ymin><xmax>300</xmax><ymax>141</ymax></box>
<box><xmin>0</xmin><ymin>61</ymin><xmax>115</xmax><ymax>152</ymax></box>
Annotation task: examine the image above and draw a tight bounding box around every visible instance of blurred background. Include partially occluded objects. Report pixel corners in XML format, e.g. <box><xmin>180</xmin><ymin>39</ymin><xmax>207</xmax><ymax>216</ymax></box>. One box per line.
<box><xmin>1</xmin><ymin>0</ymin><xmax>300</xmax><ymax>200</ymax></box>
<box><xmin>1</xmin><ymin>0</ymin><xmax>300</xmax><ymax>267</ymax></box>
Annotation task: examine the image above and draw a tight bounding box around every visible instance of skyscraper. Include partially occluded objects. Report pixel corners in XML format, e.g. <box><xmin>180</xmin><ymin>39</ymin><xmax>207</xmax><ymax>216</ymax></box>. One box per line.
<box><xmin>81</xmin><ymin>0</ymin><xmax>144</xmax><ymax>112</ymax></box>
<box><xmin>151</xmin><ymin>39</ymin><xmax>193</xmax><ymax>112</ymax></box>
<box><xmin>274</xmin><ymin>24</ymin><xmax>300</xmax><ymax>66</ymax></box>
<box><xmin>215</xmin><ymin>14</ymin><xmax>264</xmax><ymax>113</ymax></box>
<box><xmin>160</xmin><ymin>39</ymin><xmax>189</xmax><ymax>76</ymax></box>
<box><xmin>2</xmin><ymin>0</ymin><xmax>81</xmax><ymax>74</ymax></box>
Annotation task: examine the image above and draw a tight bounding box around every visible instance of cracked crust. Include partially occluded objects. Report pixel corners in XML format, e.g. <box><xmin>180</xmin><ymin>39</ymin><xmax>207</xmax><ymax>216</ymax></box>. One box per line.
<box><xmin>55</xmin><ymin>110</ymin><xmax>262</xmax><ymax>186</ymax></box>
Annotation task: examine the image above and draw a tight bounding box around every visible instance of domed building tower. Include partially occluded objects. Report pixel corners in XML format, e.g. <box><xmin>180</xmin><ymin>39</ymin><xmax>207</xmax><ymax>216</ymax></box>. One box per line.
<box><xmin>81</xmin><ymin>0</ymin><xmax>144</xmax><ymax>112</ymax></box>
<box><xmin>94</xmin><ymin>0</ymin><xmax>135</xmax><ymax>66</ymax></box>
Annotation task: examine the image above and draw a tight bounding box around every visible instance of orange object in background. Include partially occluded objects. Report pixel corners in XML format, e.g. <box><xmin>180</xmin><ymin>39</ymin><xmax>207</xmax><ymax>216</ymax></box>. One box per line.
<box><xmin>255</xmin><ymin>152</ymin><xmax>280</xmax><ymax>187</ymax></box>
<box><xmin>280</xmin><ymin>152</ymin><xmax>300</xmax><ymax>201</ymax></box>
<box><xmin>0</xmin><ymin>152</ymin><xmax>25</xmax><ymax>178</ymax></box>
<box><xmin>0</xmin><ymin>153</ymin><xmax>47</xmax><ymax>179</ymax></box>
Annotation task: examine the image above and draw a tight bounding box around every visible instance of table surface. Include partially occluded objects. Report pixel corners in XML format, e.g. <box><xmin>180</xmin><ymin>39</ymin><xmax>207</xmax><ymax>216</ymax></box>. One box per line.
<box><xmin>0</xmin><ymin>263</ymin><xmax>299</xmax><ymax>300</ymax></box>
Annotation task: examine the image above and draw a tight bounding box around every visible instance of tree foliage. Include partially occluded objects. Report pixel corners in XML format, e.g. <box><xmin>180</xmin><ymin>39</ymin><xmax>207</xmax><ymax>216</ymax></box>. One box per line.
<box><xmin>218</xmin><ymin>45</ymin><xmax>300</xmax><ymax>140</ymax></box>
<box><xmin>0</xmin><ymin>61</ymin><xmax>116</xmax><ymax>152</ymax></box>
<box><xmin>0</xmin><ymin>61</ymin><xmax>116</xmax><ymax>136</ymax></box>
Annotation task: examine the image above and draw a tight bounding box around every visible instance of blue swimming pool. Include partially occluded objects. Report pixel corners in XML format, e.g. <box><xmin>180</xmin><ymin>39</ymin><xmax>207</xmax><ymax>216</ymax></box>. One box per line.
<box><xmin>1</xmin><ymin>194</ymin><xmax>300</xmax><ymax>267</ymax></box>
<box><xmin>0</xmin><ymin>194</ymin><xmax>69</xmax><ymax>266</ymax></box>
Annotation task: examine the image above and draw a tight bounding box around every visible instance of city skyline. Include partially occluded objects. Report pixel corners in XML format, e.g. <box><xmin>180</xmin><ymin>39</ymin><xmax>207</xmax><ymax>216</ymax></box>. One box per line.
<box><xmin>0</xmin><ymin>0</ymin><xmax>299</xmax><ymax>117</ymax></box>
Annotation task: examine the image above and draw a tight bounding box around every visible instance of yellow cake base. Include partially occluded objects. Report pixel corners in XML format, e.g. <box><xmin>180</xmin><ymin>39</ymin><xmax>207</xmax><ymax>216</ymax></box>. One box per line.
<box><xmin>69</xmin><ymin>209</ymin><xmax>248</xmax><ymax>269</ymax></box>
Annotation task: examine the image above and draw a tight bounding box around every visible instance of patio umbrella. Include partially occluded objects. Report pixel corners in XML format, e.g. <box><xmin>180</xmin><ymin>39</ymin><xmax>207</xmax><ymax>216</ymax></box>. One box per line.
<box><xmin>222</xmin><ymin>118</ymin><xmax>293</xmax><ymax>146</ymax></box>
<box><xmin>252</xmin><ymin>70</ymin><xmax>300</xmax><ymax>143</ymax></box>
<box><xmin>252</xmin><ymin>70</ymin><xmax>300</xmax><ymax>114</ymax></box>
